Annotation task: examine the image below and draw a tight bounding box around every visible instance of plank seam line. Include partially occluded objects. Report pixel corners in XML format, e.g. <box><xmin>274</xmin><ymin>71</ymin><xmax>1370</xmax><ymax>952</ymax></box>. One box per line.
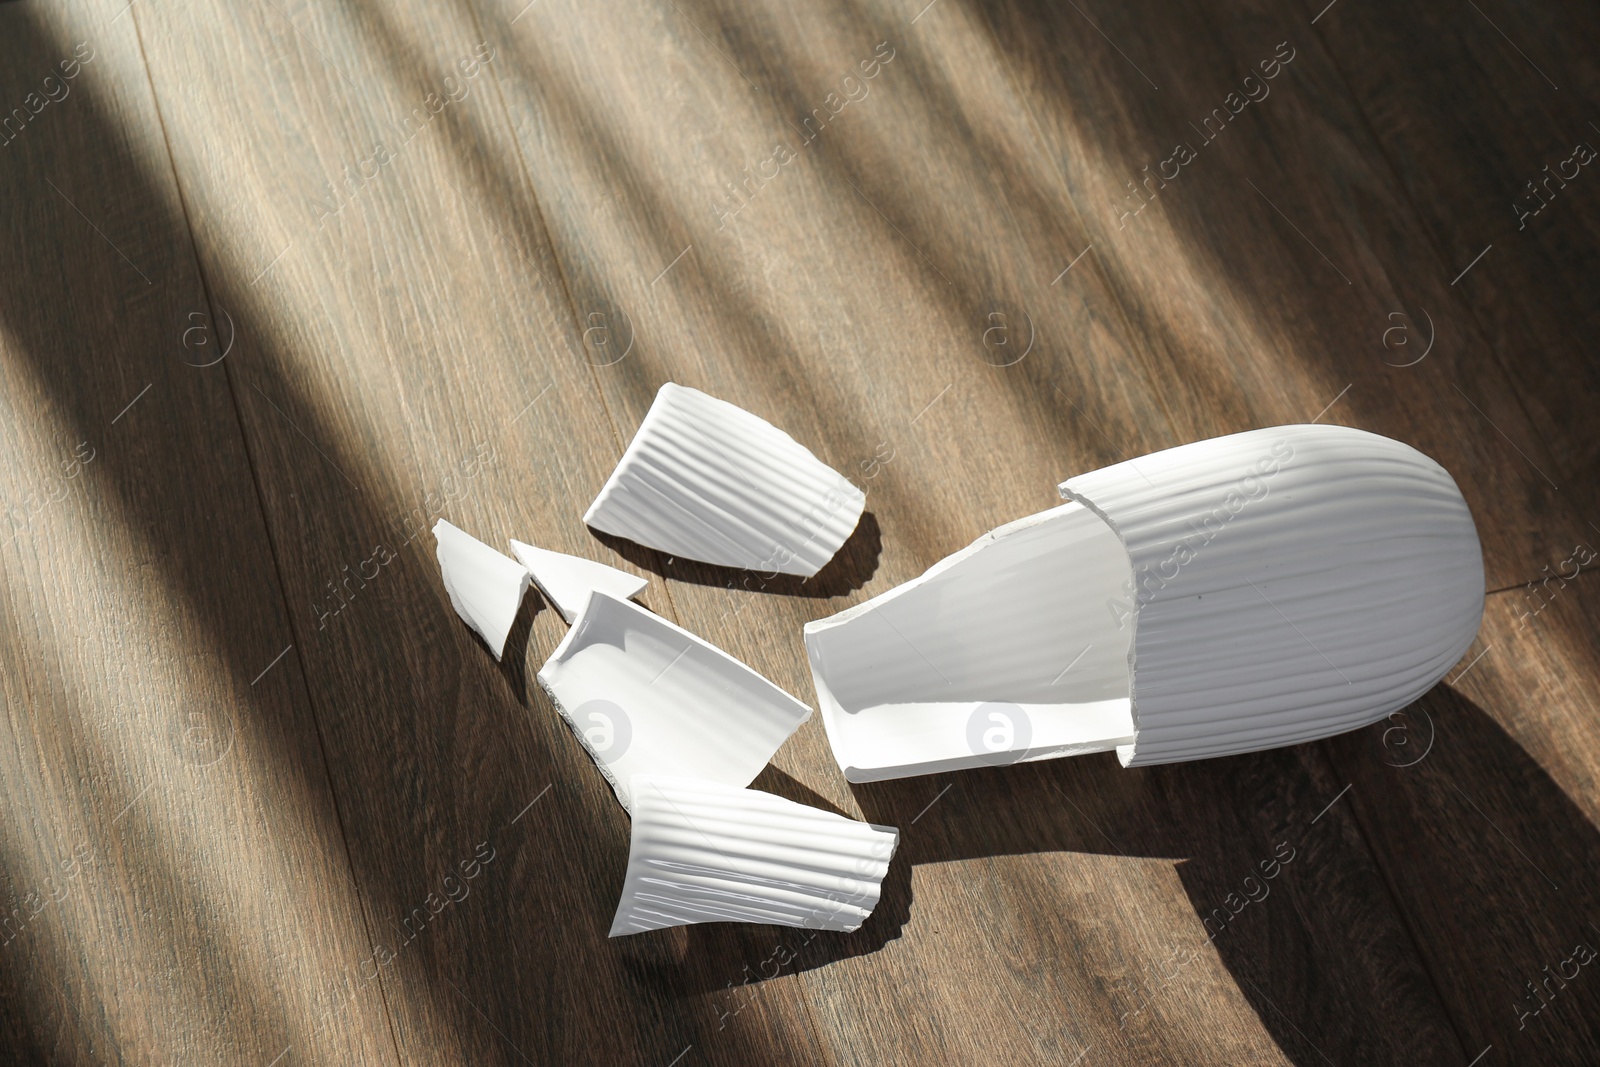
<box><xmin>462</xmin><ymin>0</ymin><xmax>694</xmax><ymax>633</ymax></box>
<box><xmin>1314</xmin><ymin>744</ymin><xmax>1475</xmax><ymax>1062</ymax></box>
<box><xmin>1486</xmin><ymin>559</ymin><xmax>1600</xmax><ymax>598</ymax></box>
<box><xmin>119</xmin><ymin>6</ymin><xmax>408</xmax><ymax>1063</ymax></box>
<box><xmin>1301</xmin><ymin>11</ymin><xmax>1524</xmax><ymax>1053</ymax></box>
<box><xmin>1301</xmin><ymin>0</ymin><xmax>1564</xmax><ymax>517</ymax></box>
<box><xmin>964</xmin><ymin>3</ymin><xmax>1193</xmax><ymax>447</ymax></box>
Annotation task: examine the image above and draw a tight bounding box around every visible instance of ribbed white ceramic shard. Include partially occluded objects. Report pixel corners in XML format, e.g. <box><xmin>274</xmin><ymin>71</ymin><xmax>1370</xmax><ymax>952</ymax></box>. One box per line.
<box><xmin>536</xmin><ymin>592</ymin><xmax>812</xmax><ymax>812</ymax></box>
<box><xmin>1059</xmin><ymin>423</ymin><xmax>1484</xmax><ymax>766</ymax></box>
<box><xmin>433</xmin><ymin>519</ymin><xmax>531</xmax><ymax>660</ymax></box>
<box><xmin>583</xmin><ymin>383</ymin><xmax>866</xmax><ymax>576</ymax></box>
<box><xmin>508</xmin><ymin>539</ymin><xmax>647</xmax><ymax>623</ymax></box>
<box><xmin>610</xmin><ymin>775</ymin><xmax>899</xmax><ymax>936</ymax></box>
<box><xmin>804</xmin><ymin>503</ymin><xmax>1137</xmax><ymax>782</ymax></box>
<box><xmin>806</xmin><ymin>424</ymin><xmax>1485</xmax><ymax>776</ymax></box>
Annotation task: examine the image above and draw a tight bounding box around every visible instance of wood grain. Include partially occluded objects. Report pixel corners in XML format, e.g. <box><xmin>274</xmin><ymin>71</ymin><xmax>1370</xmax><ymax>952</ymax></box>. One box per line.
<box><xmin>474</xmin><ymin>0</ymin><xmax>1485</xmax><ymax>1061</ymax></box>
<box><xmin>975</xmin><ymin>0</ymin><xmax>1581</xmax><ymax>590</ymax></box>
<box><xmin>1306</xmin><ymin>4</ymin><xmax>1600</xmax><ymax>1061</ymax></box>
<box><xmin>124</xmin><ymin>0</ymin><xmax>735</xmax><ymax>1064</ymax></box>
<box><xmin>0</xmin><ymin>0</ymin><xmax>1595</xmax><ymax>1062</ymax></box>
<box><xmin>0</xmin><ymin>1</ymin><xmax>396</xmax><ymax>1062</ymax></box>
<box><xmin>1327</xmin><ymin>578</ymin><xmax>1600</xmax><ymax>1063</ymax></box>
<box><xmin>1307</xmin><ymin>0</ymin><xmax>1600</xmax><ymax>542</ymax></box>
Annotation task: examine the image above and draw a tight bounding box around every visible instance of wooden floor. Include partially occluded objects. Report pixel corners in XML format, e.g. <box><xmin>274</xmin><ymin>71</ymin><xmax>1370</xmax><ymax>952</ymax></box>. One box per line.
<box><xmin>1</xmin><ymin>0</ymin><xmax>1596</xmax><ymax>1062</ymax></box>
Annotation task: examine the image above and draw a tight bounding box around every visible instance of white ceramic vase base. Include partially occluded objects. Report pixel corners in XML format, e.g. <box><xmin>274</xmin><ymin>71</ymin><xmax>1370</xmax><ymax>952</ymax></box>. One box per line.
<box><xmin>610</xmin><ymin>774</ymin><xmax>899</xmax><ymax>937</ymax></box>
<box><xmin>805</xmin><ymin>424</ymin><xmax>1484</xmax><ymax>778</ymax></box>
<box><xmin>584</xmin><ymin>383</ymin><xmax>866</xmax><ymax>577</ymax></box>
<box><xmin>536</xmin><ymin>592</ymin><xmax>812</xmax><ymax>812</ymax></box>
<box><xmin>509</xmin><ymin>539</ymin><xmax>647</xmax><ymax>623</ymax></box>
<box><xmin>1062</xmin><ymin>424</ymin><xmax>1483</xmax><ymax>766</ymax></box>
<box><xmin>433</xmin><ymin>519</ymin><xmax>532</xmax><ymax>661</ymax></box>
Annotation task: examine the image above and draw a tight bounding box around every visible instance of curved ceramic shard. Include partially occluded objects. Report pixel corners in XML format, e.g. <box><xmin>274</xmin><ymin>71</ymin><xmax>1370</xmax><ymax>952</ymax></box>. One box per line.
<box><xmin>805</xmin><ymin>503</ymin><xmax>1137</xmax><ymax>782</ymax></box>
<box><xmin>583</xmin><ymin>382</ymin><xmax>865</xmax><ymax>576</ymax></box>
<box><xmin>610</xmin><ymin>775</ymin><xmax>899</xmax><ymax>936</ymax></box>
<box><xmin>806</xmin><ymin>424</ymin><xmax>1484</xmax><ymax>778</ymax></box>
<box><xmin>537</xmin><ymin>592</ymin><xmax>812</xmax><ymax>811</ymax></box>
<box><xmin>433</xmin><ymin>519</ymin><xmax>531</xmax><ymax>660</ymax></box>
<box><xmin>1061</xmin><ymin>423</ymin><xmax>1483</xmax><ymax>766</ymax></box>
<box><xmin>508</xmin><ymin>539</ymin><xmax>647</xmax><ymax>623</ymax></box>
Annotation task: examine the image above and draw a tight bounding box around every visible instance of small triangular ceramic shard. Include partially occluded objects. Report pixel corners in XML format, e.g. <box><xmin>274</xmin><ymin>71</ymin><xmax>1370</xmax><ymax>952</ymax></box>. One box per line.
<box><xmin>806</xmin><ymin>424</ymin><xmax>1485</xmax><ymax>778</ymax></box>
<box><xmin>536</xmin><ymin>591</ymin><xmax>812</xmax><ymax>813</ymax></box>
<box><xmin>433</xmin><ymin>519</ymin><xmax>531</xmax><ymax>661</ymax></box>
<box><xmin>583</xmin><ymin>382</ymin><xmax>866</xmax><ymax>577</ymax></box>
<box><xmin>508</xmin><ymin>539</ymin><xmax>647</xmax><ymax>624</ymax></box>
<box><xmin>609</xmin><ymin>775</ymin><xmax>899</xmax><ymax>937</ymax></box>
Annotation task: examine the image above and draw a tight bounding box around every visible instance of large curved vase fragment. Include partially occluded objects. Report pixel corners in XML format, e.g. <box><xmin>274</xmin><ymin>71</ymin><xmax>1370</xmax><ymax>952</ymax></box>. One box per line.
<box><xmin>805</xmin><ymin>424</ymin><xmax>1484</xmax><ymax>778</ymax></box>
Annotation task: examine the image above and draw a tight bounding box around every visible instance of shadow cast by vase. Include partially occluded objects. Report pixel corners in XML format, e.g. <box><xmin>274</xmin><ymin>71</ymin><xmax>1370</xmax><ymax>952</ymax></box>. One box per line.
<box><xmin>1321</xmin><ymin>683</ymin><xmax>1600</xmax><ymax>1064</ymax></box>
<box><xmin>813</xmin><ymin>686</ymin><xmax>1600</xmax><ymax>1065</ymax></box>
<box><xmin>591</xmin><ymin>510</ymin><xmax>882</xmax><ymax>600</ymax></box>
<box><xmin>492</xmin><ymin>590</ymin><xmax>543</xmax><ymax>705</ymax></box>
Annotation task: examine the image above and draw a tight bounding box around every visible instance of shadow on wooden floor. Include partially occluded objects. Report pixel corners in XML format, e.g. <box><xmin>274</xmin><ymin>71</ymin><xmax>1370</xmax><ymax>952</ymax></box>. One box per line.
<box><xmin>814</xmin><ymin>686</ymin><xmax>1598</xmax><ymax>1065</ymax></box>
<box><xmin>5</xmin><ymin>0</ymin><xmax>1598</xmax><ymax>1064</ymax></box>
<box><xmin>0</xmin><ymin>6</ymin><xmax>706</xmax><ymax>1064</ymax></box>
<box><xmin>619</xmin><ymin>680</ymin><xmax>1600</xmax><ymax>1064</ymax></box>
<box><xmin>592</xmin><ymin>510</ymin><xmax>883</xmax><ymax>599</ymax></box>
<box><xmin>1326</xmin><ymin>683</ymin><xmax>1600</xmax><ymax>1064</ymax></box>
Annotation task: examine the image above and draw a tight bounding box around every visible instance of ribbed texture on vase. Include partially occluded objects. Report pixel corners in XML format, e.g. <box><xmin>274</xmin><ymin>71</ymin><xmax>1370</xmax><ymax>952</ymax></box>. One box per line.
<box><xmin>1060</xmin><ymin>424</ymin><xmax>1484</xmax><ymax>767</ymax></box>
<box><xmin>537</xmin><ymin>592</ymin><xmax>811</xmax><ymax>812</ymax></box>
<box><xmin>610</xmin><ymin>775</ymin><xmax>898</xmax><ymax>936</ymax></box>
<box><xmin>583</xmin><ymin>383</ymin><xmax>865</xmax><ymax>576</ymax></box>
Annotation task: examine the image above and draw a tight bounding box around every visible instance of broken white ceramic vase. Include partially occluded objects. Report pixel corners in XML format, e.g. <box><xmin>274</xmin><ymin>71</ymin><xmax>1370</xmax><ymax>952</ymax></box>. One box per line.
<box><xmin>583</xmin><ymin>382</ymin><xmax>866</xmax><ymax>576</ymax></box>
<box><xmin>610</xmin><ymin>774</ymin><xmax>899</xmax><ymax>936</ymax></box>
<box><xmin>509</xmin><ymin>539</ymin><xmax>647</xmax><ymax>623</ymax></box>
<box><xmin>537</xmin><ymin>591</ymin><xmax>812</xmax><ymax>812</ymax></box>
<box><xmin>433</xmin><ymin>519</ymin><xmax>532</xmax><ymax>660</ymax></box>
<box><xmin>805</xmin><ymin>424</ymin><xmax>1484</xmax><ymax>778</ymax></box>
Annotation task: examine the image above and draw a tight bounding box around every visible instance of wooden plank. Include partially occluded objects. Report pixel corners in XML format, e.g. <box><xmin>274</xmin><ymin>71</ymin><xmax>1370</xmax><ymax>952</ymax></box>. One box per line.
<box><xmin>1297</xmin><ymin>0</ymin><xmax>1600</xmax><ymax>1055</ymax></box>
<box><xmin>125</xmin><ymin>1</ymin><xmax>788</xmax><ymax>1063</ymax></box>
<box><xmin>1326</xmin><ymin>573</ymin><xmax>1600</xmax><ymax>1062</ymax></box>
<box><xmin>478</xmin><ymin>0</ymin><xmax>1473</xmax><ymax>1060</ymax></box>
<box><xmin>14</xmin><ymin>0</ymin><xmax>1589</xmax><ymax>1060</ymax></box>
<box><xmin>1306</xmin><ymin>0</ymin><xmax>1600</xmax><ymax>542</ymax></box>
<box><xmin>0</xmin><ymin>2</ymin><xmax>397</xmax><ymax>1062</ymax></box>
<box><xmin>972</xmin><ymin>0</ymin><xmax>1581</xmax><ymax>591</ymax></box>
